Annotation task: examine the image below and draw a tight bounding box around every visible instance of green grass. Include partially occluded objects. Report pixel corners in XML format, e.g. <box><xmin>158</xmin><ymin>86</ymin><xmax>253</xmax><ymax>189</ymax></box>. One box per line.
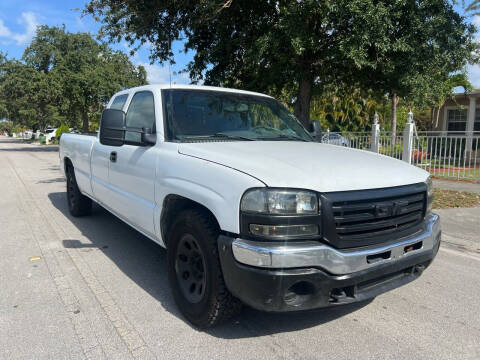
<box><xmin>433</xmin><ymin>189</ymin><xmax>480</xmax><ymax>209</ymax></box>
<box><xmin>416</xmin><ymin>161</ymin><xmax>480</xmax><ymax>181</ymax></box>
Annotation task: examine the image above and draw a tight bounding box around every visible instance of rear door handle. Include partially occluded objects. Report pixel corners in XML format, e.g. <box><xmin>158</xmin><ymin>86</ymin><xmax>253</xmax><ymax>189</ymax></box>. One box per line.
<box><xmin>110</xmin><ymin>151</ymin><xmax>117</xmax><ymax>162</ymax></box>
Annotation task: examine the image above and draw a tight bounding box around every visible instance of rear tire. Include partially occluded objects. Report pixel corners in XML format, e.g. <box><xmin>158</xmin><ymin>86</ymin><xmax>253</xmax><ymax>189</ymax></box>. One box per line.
<box><xmin>167</xmin><ymin>209</ymin><xmax>242</xmax><ymax>328</ymax></box>
<box><xmin>66</xmin><ymin>164</ymin><xmax>92</xmax><ymax>217</ymax></box>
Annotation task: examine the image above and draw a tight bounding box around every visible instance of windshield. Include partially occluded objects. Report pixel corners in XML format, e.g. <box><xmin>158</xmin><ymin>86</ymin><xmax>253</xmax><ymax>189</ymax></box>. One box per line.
<box><xmin>163</xmin><ymin>89</ymin><xmax>312</xmax><ymax>142</ymax></box>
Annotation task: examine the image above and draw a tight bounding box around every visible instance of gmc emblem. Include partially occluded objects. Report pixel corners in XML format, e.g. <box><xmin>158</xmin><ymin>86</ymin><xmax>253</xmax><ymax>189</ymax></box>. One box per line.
<box><xmin>375</xmin><ymin>203</ymin><xmax>392</xmax><ymax>217</ymax></box>
<box><xmin>375</xmin><ymin>200</ymin><xmax>409</xmax><ymax>218</ymax></box>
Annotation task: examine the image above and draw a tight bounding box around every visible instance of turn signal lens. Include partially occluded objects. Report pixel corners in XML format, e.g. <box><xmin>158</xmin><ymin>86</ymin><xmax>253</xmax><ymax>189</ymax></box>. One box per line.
<box><xmin>249</xmin><ymin>224</ymin><xmax>318</xmax><ymax>239</ymax></box>
<box><xmin>426</xmin><ymin>176</ymin><xmax>433</xmax><ymax>214</ymax></box>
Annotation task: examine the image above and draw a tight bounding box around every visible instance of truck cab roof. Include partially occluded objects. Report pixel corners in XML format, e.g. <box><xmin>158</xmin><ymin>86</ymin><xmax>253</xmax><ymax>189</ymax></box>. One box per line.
<box><xmin>111</xmin><ymin>84</ymin><xmax>273</xmax><ymax>99</ymax></box>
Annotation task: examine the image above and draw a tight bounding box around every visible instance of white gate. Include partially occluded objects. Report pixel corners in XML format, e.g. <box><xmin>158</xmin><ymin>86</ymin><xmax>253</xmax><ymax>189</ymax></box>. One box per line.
<box><xmin>322</xmin><ymin>116</ymin><xmax>480</xmax><ymax>182</ymax></box>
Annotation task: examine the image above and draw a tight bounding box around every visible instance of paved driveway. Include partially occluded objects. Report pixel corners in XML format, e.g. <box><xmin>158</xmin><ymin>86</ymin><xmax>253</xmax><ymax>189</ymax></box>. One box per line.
<box><xmin>1</xmin><ymin>137</ymin><xmax>479</xmax><ymax>359</ymax></box>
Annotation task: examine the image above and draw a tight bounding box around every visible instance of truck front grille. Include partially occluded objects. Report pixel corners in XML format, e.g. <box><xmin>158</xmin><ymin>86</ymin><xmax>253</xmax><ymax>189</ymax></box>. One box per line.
<box><xmin>332</xmin><ymin>192</ymin><xmax>424</xmax><ymax>239</ymax></box>
<box><xmin>321</xmin><ymin>183</ymin><xmax>427</xmax><ymax>249</ymax></box>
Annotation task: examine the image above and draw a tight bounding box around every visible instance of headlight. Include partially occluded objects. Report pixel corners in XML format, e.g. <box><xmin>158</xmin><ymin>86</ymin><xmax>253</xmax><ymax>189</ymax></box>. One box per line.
<box><xmin>240</xmin><ymin>188</ymin><xmax>321</xmax><ymax>240</ymax></box>
<box><xmin>426</xmin><ymin>176</ymin><xmax>433</xmax><ymax>214</ymax></box>
<box><xmin>241</xmin><ymin>189</ymin><xmax>319</xmax><ymax>215</ymax></box>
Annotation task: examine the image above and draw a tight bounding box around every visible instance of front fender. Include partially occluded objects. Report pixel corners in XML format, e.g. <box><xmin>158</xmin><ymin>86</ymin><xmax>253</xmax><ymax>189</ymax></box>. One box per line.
<box><xmin>154</xmin><ymin>151</ymin><xmax>265</xmax><ymax>244</ymax></box>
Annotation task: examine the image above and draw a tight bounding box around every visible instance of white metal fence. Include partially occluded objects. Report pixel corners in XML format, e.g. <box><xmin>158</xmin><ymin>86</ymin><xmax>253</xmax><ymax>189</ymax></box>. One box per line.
<box><xmin>323</xmin><ymin>120</ymin><xmax>480</xmax><ymax>182</ymax></box>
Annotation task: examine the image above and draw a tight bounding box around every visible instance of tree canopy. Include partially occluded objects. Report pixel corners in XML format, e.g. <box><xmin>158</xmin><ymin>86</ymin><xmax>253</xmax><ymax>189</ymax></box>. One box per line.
<box><xmin>0</xmin><ymin>26</ymin><xmax>147</xmax><ymax>131</ymax></box>
<box><xmin>85</xmin><ymin>0</ymin><xmax>478</xmax><ymax>131</ymax></box>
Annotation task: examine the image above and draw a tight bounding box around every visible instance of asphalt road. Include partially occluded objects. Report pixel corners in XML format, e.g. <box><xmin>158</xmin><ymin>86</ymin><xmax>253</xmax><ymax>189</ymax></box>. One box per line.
<box><xmin>1</xmin><ymin>136</ymin><xmax>480</xmax><ymax>360</ymax></box>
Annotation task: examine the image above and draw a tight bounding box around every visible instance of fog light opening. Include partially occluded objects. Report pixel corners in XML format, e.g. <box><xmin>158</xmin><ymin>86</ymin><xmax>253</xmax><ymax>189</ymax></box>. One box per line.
<box><xmin>284</xmin><ymin>281</ymin><xmax>315</xmax><ymax>306</ymax></box>
<box><xmin>290</xmin><ymin>281</ymin><xmax>315</xmax><ymax>296</ymax></box>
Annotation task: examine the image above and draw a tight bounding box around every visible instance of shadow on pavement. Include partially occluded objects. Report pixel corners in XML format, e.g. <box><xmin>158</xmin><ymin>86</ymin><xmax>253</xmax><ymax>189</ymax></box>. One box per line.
<box><xmin>0</xmin><ymin>136</ymin><xmax>58</xmax><ymax>151</ymax></box>
<box><xmin>0</xmin><ymin>145</ymin><xmax>59</xmax><ymax>152</ymax></box>
<box><xmin>48</xmin><ymin>191</ymin><xmax>371</xmax><ymax>338</ymax></box>
<box><xmin>37</xmin><ymin>177</ymin><xmax>66</xmax><ymax>184</ymax></box>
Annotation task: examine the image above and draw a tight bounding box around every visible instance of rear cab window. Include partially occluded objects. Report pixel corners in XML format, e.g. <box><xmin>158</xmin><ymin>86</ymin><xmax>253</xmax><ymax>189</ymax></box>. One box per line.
<box><xmin>110</xmin><ymin>94</ymin><xmax>129</xmax><ymax>110</ymax></box>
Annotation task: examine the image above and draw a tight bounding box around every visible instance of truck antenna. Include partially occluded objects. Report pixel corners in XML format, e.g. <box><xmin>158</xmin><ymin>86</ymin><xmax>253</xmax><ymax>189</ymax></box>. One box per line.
<box><xmin>169</xmin><ymin>38</ymin><xmax>172</xmax><ymax>88</ymax></box>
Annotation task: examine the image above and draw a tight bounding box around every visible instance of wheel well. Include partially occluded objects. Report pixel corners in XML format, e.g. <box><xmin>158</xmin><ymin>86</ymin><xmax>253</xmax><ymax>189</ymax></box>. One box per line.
<box><xmin>64</xmin><ymin>157</ymin><xmax>73</xmax><ymax>173</ymax></box>
<box><xmin>160</xmin><ymin>195</ymin><xmax>220</xmax><ymax>247</ymax></box>
<box><xmin>63</xmin><ymin>157</ymin><xmax>73</xmax><ymax>176</ymax></box>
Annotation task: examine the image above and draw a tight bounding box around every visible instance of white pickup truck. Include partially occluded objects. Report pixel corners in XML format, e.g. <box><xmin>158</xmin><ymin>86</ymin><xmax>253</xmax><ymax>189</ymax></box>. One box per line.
<box><xmin>60</xmin><ymin>84</ymin><xmax>441</xmax><ymax>328</ymax></box>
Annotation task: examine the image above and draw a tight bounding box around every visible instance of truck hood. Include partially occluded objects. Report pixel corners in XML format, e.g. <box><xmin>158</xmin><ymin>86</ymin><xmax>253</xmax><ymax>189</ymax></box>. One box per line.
<box><xmin>178</xmin><ymin>141</ymin><xmax>429</xmax><ymax>192</ymax></box>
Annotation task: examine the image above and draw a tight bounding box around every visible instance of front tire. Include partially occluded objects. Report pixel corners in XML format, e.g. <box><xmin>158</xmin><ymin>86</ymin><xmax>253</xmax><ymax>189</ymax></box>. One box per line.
<box><xmin>167</xmin><ymin>209</ymin><xmax>241</xmax><ymax>328</ymax></box>
<box><xmin>66</xmin><ymin>164</ymin><xmax>92</xmax><ymax>217</ymax></box>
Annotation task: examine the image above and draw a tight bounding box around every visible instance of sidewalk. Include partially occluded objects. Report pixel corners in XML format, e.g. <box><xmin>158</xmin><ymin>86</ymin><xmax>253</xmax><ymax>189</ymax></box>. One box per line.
<box><xmin>434</xmin><ymin>207</ymin><xmax>480</xmax><ymax>253</ymax></box>
<box><xmin>433</xmin><ymin>179</ymin><xmax>480</xmax><ymax>194</ymax></box>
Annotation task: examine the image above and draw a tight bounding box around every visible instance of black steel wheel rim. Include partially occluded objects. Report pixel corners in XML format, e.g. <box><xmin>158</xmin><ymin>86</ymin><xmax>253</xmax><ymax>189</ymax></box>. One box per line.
<box><xmin>175</xmin><ymin>234</ymin><xmax>206</xmax><ymax>303</ymax></box>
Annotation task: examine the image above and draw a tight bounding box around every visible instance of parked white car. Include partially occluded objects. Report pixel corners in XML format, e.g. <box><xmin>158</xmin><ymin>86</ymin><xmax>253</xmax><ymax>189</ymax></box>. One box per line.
<box><xmin>19</xmin><ymin>130</ymin><xmax>33</xmax><ymax>138</ymax></box>
<box><xmin>59</xmin><ymin>85</ymin><xmax>441</xmax><ymax>328</ymax></box>
<box><xmin>44</xmin><ymin>128</ymin><xmax>58</xmax><ymax>143</ymax></box>
<box><xmin>322</xmin><ymin>132</ymin><xmax>351</xmax><ymax>147</ymax></box>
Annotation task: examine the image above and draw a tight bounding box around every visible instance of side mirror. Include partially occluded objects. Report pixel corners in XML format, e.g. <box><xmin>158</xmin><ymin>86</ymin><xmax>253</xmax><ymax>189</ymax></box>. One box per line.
<box><xmin>100</xmin><ymin>109</ymin><xmax>125</xmax><ymax>146</ymax></box>
<box><xmin>141</xmin><ymin>127</ymin><xmax>157</xmax><ymax>145</ymax></box>
<box><xmin>309</xmin><ymin>121</ymin><xmax>323</xmax><ymax>141</ymax></box>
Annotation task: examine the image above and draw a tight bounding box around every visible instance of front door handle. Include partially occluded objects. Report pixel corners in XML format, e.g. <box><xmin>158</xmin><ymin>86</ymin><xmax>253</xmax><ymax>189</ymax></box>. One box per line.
<box><xmin>110</xmin><ymin>151</ymin><xmax>117</xmax><ymax>162</ymax></box>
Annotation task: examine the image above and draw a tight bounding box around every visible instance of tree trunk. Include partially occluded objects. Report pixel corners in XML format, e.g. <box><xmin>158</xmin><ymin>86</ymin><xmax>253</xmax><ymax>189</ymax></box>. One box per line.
<box><xmin>435</xmin><ymin>105</ymin><xmax>441</xmax><ymax>129</ymax></box>
<box><xmin>391</xmin><ymin>91</ymin><xmax>398</xmax><ymax>144</ymax></box>
<box><xmin>82</xmin><ymin>111</ymin><xmax>89</xmax><ymax>133</ymax></box>
<box><xmin>293</xmin><ymin>76</ymin><xmax>313</xmax><ymax>129</ymax></box>
<box><xmin>430</xmin><ymin>107</ymin><xmax>435</xmax><ymax>130</ymax></box>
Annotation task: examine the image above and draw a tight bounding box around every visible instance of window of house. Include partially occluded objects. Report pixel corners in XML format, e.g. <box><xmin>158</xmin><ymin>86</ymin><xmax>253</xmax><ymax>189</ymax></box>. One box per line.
<box><xmin>125</xmin><ymin>91</ymin><xmax>155</xmax><ymax>143</ymax></box>
<box><xmin>474</xmin><ymin>109</ymin><xmax>480</xmax><ymax>132</ymax></box>
<box><xmin>447</xmin><ymin>109</ymin><xmax>467</xmax><ymax>132</ymax></box>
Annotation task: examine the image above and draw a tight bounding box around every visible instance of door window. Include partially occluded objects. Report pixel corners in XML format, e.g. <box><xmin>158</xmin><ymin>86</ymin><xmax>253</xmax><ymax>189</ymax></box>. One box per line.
<box><xmin>125</xmin><ymin>91</ymin><xmax>155</xmax><ymax>143</ymax></box>
<box><xmin>473</xmin><ymin>108</ymin><xmax>480</xmax><ymax>131</ymax></box>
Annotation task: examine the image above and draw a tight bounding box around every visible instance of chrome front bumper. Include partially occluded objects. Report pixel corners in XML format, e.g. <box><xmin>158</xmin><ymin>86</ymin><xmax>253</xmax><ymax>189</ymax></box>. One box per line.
<box><xmin>232</xmin><ymin>213</ymin><xmax>441</xmax><ymax>275</ymax></box>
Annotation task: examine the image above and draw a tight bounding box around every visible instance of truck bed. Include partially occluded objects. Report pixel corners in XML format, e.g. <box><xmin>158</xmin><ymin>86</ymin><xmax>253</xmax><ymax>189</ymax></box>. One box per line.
<box><xmin>59</xmin><ymin>133</ymin><xmax>97</xmax><ymax>196</ymax></box>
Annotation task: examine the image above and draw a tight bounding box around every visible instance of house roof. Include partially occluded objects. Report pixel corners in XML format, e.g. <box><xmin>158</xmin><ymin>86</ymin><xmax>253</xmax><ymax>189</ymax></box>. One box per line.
<box><xmin>453</xmin><ymin>91</ymin><xmax>480</xmax><ymax>97</ymax></box>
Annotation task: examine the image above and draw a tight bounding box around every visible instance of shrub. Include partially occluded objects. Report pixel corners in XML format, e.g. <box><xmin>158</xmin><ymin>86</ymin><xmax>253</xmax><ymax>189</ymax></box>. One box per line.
<box><xmin>379</xmin><ymin>143</ymin><xmax>403</xmax><ymax>159</ymax></box>
<box><xmin>412</xmin><ymin>150</ymin><xmax>428</xmax><ymax>161</ymax></box>
<box><xmin>55</xmin><ymin>124</ymin><xmax>70</xmax><ymax>140</ymax></box>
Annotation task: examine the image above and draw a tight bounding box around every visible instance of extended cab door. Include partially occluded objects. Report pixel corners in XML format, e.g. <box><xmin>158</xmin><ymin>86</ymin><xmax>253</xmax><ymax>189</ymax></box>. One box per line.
<box><xmin>106</xmin><ymin>91</ymin><xmax>157</xmax><ymax>237</ymax></box>
<box><xmin>91</xmin><ymin>94</ymin><xmax>129</xmax><ymax>204</ymax></box>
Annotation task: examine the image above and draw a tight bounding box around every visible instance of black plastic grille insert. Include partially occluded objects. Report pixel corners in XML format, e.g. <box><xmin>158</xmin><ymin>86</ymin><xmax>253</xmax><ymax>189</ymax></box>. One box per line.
<box><xmin>321</xmin><ymin>183</ymin><xmax>427</xmax><ymax>249</ymax></box>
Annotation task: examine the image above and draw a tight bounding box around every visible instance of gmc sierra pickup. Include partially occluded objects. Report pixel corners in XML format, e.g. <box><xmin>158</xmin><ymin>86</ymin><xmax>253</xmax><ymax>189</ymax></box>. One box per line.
<box><xmin>59</xmin><ymin>85</ymin><xmax>441</xmax><ymax>328</ymax></box>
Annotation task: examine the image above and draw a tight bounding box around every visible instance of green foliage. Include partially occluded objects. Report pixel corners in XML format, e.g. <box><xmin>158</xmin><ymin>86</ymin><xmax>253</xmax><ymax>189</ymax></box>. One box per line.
<box><xmin>11</xmin><ymin>124</ymin><xmax>22</xmax><ymax>135</ymax></box>
<box><xmin>0</xmin><ymin>26</ymin><xmax>147</xmax><ymax>131</ymax></box>
<box><xmin>0</xmin><ymin>120</ymin><xmax>13</xmax><ymax>133</ymax></box>
<box><xmin>458</xmin><ymin>0</ymin><xmax>480</xmax><ymax>16</ymax></box>
<box><xmin>55</xmin><ymin>124</ymin><xmax>70</xmax><ymax>140</ymax></box>
<box><xmin>85</xmin><ymin>0</ymin><xmax>478</xmax><ymax>131</ymax></box>
<box><xmin>310</xmin><ymin>87</ymin><xmax>386</xmax><ymax>132</ymax></box>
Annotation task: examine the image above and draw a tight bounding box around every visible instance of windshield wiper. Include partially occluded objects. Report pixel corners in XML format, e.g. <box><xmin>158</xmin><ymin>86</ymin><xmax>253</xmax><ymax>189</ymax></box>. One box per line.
<box><xmin>257</xmin><ymin>134</ymin><xmax>310</xmax><ymax>142</ymax></box>
<box><xmin>179</xmin><ymin>133</ymin><xmax>255</xmax><ymax>141</ymax></box>
<box><xmin>212</xmin><ymin>133</ymin><xmax>256</xmax><ymax>141</ymax></box>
